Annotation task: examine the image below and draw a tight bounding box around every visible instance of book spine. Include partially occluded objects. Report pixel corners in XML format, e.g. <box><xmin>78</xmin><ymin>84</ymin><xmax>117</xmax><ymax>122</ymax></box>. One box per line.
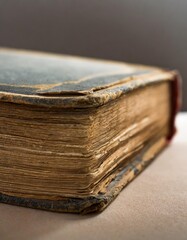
<box><xmin>167</xmin><ymin>71</ymin><xmax>182</xmax><ymax>141</ymax></box>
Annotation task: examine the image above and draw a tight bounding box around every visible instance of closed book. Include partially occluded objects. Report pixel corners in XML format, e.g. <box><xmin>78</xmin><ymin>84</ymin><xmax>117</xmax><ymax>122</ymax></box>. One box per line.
<box><xmin>0</xmin><ymin>48</ymin><xmax>180</xmax><ymax>214</ymax></box>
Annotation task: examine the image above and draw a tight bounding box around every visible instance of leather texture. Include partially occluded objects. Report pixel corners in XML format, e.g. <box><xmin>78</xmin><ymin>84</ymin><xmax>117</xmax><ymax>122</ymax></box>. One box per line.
<box><xmin>0</xmin><ymin>48</ymin><xmax>178</xmax><ymax>108</ymax></box>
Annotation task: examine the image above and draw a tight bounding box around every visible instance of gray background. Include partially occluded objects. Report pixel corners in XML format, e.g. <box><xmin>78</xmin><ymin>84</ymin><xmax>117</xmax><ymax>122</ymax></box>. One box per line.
<box><xmin>0</xmin><ymin>0</ymin><xmax>186</xmax><ymax>110</ymax></box>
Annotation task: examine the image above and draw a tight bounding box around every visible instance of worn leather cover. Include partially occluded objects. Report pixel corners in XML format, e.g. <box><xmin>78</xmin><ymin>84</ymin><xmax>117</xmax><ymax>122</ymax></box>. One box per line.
<box><xmin>0</xmin><ymin>48</ymin><xmax>180</xmax><ymax>108</ymax></box>
<box><xmin>0</xmin><ymin>48</ymin><xmax>181</xmax><ymax>213</ymax></box>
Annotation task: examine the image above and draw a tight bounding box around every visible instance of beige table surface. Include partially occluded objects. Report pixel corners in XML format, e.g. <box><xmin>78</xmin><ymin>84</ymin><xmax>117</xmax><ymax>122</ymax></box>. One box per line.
<box><xmin>0</xmin><ymin>113</ymin><xmax>186</xmax><ymax>240</ymax></box>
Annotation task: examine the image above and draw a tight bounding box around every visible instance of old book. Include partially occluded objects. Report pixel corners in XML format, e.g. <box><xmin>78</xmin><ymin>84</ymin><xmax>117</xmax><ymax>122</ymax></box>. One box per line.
<box><xmin>0</xmin><ymin>48</ymin><xmax>180</xmax><ymax>214</ymax></box>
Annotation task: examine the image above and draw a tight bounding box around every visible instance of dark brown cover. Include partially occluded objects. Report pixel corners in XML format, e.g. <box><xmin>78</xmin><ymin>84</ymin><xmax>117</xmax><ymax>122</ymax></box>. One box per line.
<box><xmin>0</xmin><ymin>48</ymin><xmax>181</xmax><ymax>213</ymax></box>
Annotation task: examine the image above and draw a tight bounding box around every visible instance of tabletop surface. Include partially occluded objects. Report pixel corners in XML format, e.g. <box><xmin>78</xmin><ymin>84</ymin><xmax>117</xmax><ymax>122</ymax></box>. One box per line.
<box><xmin>0</xmin><ymin>113</ymin><xmax>186</xmax><ymax>240</ymax></box>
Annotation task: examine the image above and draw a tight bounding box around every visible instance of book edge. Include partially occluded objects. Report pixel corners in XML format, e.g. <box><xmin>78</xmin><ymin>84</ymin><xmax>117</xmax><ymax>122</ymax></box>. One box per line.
<box><xmin>0</xmin><ymin>71</ymin><xmax>177</xmax><ymax>108</ymax></box>
<box><xmin>0</xmin><ymin>137</ymin><xmax>168</xmax><ymax>214</ymax></box>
